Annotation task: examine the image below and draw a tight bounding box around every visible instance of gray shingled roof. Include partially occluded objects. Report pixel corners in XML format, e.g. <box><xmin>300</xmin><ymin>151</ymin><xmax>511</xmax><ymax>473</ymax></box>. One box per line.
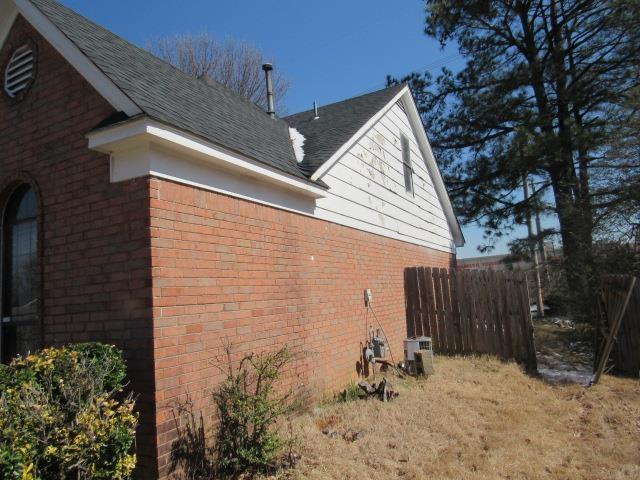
<box><xmin>29</xmin><ymin>0</ymin><xmax>309</xmax><ymax>180</ymax></box>
<box><xmin>28</xmin><ymin>0</ymin><xmax>407</xmax><ymax>182</ymax></box>
<box><xmin>285</xmin><ymin>84</ymin><xmax>406</xmax><ymax>175</ymax></box>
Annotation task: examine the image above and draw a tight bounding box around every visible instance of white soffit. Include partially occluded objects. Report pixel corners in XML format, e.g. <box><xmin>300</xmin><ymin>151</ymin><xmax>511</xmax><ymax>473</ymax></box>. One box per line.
<box><xmin>4</xmin><ymin>0</ymin><xmax>141</xmax><ymax>116</ymax></box>
<box><xmin>87</xmin><ymin>118</ymin><xmax>327</xmax><ymax>199</ymax></box>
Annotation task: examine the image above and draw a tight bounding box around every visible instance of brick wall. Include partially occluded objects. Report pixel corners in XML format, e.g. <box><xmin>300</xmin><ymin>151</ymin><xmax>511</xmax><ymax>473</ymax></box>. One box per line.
<box><xmin>0</xmin><ymin>17</ymin><xmax>157</xmax><ymax>478</ymax></box>
<box><xmin>149</xmin><ymin>178</ymin><xmax>454</xmax><ymax>476</ymax></box>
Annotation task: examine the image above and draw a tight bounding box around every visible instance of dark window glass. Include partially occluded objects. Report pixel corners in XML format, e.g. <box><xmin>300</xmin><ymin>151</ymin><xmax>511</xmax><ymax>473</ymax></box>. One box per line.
<box><xmin>401</xmin><ymin>134</ymin><xmax>414</xmax><ymax>195</ymax></box>
<box><xmin>2</xmin><ymin>185</ymin><xmax>39</xmax><ymax>363</ymax></box>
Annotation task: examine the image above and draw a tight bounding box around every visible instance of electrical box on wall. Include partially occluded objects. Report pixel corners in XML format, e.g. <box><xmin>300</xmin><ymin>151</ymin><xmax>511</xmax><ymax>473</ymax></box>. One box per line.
<box><xmin>364</xmin><ymin>288</ymin><xmax>372</xmax><ymax>306</ymax></box>
<box><xmin>372</xmin><ymin>335</ymin><xmax>385</xmax><ymax>358</ymax></box>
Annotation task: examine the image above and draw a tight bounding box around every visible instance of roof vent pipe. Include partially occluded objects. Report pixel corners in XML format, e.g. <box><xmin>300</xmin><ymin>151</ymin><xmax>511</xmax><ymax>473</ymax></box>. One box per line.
<box><xmin>313</xmin><ymin>101</ymin><xmax>319</xmax><ymax>120</ymax></box>
<box><xmin>262</xmin><ymin>63</ymin><xmax>275</xmax><ymax>118</ymax></box>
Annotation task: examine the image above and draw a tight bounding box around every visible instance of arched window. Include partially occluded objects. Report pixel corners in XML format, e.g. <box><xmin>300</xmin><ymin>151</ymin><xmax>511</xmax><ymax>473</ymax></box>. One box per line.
<box><xmin>1</xmin><ymin>185</ymin><xmax>39</xmax><ymax>363</ymax></box>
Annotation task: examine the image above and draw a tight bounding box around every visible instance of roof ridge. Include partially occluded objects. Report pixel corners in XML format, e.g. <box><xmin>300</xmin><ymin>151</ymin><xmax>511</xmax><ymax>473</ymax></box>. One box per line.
<box><xmin>286</xmin><ymin>83</ymin><xmax>406</xmax><ymax>119</ymax></box>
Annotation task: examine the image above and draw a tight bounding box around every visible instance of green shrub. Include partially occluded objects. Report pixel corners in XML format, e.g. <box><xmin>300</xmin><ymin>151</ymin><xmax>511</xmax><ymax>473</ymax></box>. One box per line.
<box><xmin>214</xmin><ymin>347</ymin><xmax>295</xmax><ymax>476</ymax></box>
<box><xmin>0</xmin><ymin>343</ymin><xmax>137</xmax><ymax>480</ymax></box>
<box><xmin>169</xmin><ymin>346</ymin><xmax>298</xmax><ymax>478</ymax></box>
<box><xmin>338</xmin><ymin>382</ymin><xmax>364</xmax><ymax>402</ymax></box>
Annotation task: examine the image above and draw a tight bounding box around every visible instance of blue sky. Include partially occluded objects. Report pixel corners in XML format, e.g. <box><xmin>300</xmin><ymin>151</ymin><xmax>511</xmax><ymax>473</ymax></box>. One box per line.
<box><xmin>59</xmin><ymin>0</ymin><xmax>550</xmax><ymax>258</ymax></box>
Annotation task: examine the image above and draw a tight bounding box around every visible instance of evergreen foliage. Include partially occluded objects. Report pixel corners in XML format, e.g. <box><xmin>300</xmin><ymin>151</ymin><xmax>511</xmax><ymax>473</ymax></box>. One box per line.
<box><xmin>390</xmin><ymin>0</ymin><xmax>640</xmax><ymax>319</ymax></box>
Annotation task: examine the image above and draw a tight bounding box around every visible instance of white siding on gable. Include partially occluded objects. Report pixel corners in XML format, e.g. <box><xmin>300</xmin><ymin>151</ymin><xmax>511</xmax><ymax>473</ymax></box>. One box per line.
<box><xmin>314</xmin><ymin>101</ymin><xmax>456</xmax><ymax>253</ymax></box>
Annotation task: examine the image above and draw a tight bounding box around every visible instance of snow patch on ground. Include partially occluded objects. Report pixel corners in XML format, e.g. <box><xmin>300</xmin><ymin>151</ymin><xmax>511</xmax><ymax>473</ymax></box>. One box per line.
<box><xmin>537</xmin><ymin>352</ymin><xmax>592</xmax><ymax>385</ymax></box>
<box><xmin>534</xmin><ymin>316</ymin><xmax>593</xmax><ymax>385</ymax></box>
<box><xmin>289</xmin><ymin>127</ymin><xmax>305</xmax><ymax>163</ymax></box>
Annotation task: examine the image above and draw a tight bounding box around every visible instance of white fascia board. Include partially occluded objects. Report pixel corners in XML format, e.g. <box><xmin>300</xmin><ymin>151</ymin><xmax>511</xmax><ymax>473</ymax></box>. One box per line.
<box><xmin>0</xmin><ymin>0</ymin><xmax>18</xmax><ymax>50</ymax></box>
<box><xmin>87</xmin><ymin>118</ymin><xmax>327</xmax><ymax>199</ymax></box>
<box><xmin>310</xmin><ymin>86</ymin><xmax>409</xmax><ymax>182</ymax></box>
<box><xmin>87</xmin><ymin>116</ymin><xmax>149</xmax><ymax>150</ymax></box>
<box><xmin>400</xmin><ymin>91</ymin><xmax>465</xmax><ymax>247</ymax></box>
<box><xmin>11</xmin><ymin>0</ymin><xmax>141</xmax><ymax>116</ymax></box>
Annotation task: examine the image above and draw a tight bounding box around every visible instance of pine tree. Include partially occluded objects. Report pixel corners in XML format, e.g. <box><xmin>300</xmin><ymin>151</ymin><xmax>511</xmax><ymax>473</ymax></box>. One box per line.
<box><xmin>391</xmin><ymin>0</ymin><xmax>640</xmax><ymax>321</ymax></box>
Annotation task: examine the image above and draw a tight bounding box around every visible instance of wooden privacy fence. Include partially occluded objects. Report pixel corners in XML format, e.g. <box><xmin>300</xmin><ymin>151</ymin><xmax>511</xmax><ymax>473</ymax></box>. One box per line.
<box><xmin>404</xmin><ymin>267</ymin><xmax>537</xmax><ymax>370</ymax></box>
<box><xmin>600</xmin><ymin>275</ymin><xmax>640</xmax><ymax>377</ymax></box>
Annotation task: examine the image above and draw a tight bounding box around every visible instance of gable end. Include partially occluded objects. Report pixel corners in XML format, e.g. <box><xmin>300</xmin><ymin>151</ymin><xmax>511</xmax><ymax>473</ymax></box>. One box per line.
<box><xmin>0</xmin><ymin>0</ymin><xmax>140</xmax><ymax>115</ymax></box>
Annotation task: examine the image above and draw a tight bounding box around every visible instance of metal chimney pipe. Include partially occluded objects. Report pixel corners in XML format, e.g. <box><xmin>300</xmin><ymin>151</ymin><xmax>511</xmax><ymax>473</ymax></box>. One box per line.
<box><xmin>313</xmin><ymin>101</ymin><xmax>319</xmax><ymax>119</ymax></box>
<box><xmin>262</xmin><ymin>63</ymin><xmax>275</xmax><ymax>118</ymax></box>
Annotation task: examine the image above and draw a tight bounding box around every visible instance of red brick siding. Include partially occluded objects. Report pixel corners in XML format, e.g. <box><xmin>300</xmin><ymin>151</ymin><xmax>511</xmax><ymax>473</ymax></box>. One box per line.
<box><xmin>0</xmin><ymin>17</ymin><xmax>157</xmax><ymax>478</ymax></box>
<box><xmin>149</xmin><ymin>178</ymin><xmax>454</xmax><ymax>476</ymax></box>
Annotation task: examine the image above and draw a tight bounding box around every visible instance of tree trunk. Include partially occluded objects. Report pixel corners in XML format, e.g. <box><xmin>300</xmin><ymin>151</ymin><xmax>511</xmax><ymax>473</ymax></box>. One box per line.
<box><xmin>521</xmin><ymin>3</ymin><xmax>598</xmax><ymax>325</ymax></box>
<box><xmin>549</xmin><ymin>168</ymin><xmax>595</xmax><ymax>324</ymax></box>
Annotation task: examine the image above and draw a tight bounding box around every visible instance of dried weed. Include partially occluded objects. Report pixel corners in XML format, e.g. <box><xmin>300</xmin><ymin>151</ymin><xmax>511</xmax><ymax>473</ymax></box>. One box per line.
<box><xmin>263</xmin><ymin>356</ymin><xmax>640</xmax><ymax>480</ymax></box>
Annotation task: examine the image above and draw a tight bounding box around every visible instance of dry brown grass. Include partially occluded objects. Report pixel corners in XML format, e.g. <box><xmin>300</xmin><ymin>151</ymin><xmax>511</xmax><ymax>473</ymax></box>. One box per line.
<box><xmin>267</xmin><ymin>356</ymin><xmax>640</xmax><ymax>480</ymax></box>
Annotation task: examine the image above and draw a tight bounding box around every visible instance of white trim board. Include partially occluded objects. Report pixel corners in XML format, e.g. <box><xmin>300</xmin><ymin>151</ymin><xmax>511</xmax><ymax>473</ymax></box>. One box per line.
<box><xmin>1</xmin><ymin>0</ymin><xmax>141</xmax><ymax>116</ymax></box>
<box><xmin>112</xmin><ymin>144</ymin><xmax>317</xmax><ymax>216</ymax></box>
<box><xmin>87</xmin><ymin>117</ymin><xmax>327</xmax><ymax>200</ymax></box>
<box><xmin>400</xmin><ymin>92</ymin><xmax>465</xmax><ymax>246</ymax></box>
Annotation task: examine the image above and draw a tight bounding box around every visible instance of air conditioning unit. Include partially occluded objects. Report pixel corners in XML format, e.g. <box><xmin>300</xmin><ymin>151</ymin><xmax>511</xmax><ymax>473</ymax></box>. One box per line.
<box><xmin>404</xmin><ymin>337</ymin><xmax>433</xmax><ymax>374</ymax></box>
<box><xmin>404</xmin><ymin>337</ymin><xmax>432</xmax><ymax>361</ymax></box>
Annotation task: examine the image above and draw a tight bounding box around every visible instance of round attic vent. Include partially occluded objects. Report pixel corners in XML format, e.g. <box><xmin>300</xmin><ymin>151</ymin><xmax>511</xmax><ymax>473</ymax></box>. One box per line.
<box><xmin>4</xmin><ymin>45</ymin><xmax>35</xmax><ymax>98</ymax></box>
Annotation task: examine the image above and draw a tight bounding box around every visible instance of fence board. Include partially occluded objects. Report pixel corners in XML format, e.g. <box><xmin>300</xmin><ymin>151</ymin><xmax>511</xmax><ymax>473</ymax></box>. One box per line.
<box><xmin>456</xmin><ymin>271</ymin><xmax>469</xmax><ymax>353</ymax></box>
<box><xmin>425</xmin><ymin>267</ymin><xmax>437</xmax><ymax>346</ymax></box>
<box><xmin>450</xmin><ymin>269</ymin><xmax>463</xmax><ymax>354</ymax></box>
<box><xmin>490</xmin><ymin>270</ymin><xmax>505</xmax><ymax>359</ymax></box>
<box><xmin>601</xmin><ymin>275</ymin><xmax>640</xmax><ymax>377</ymax></box>
<box><xmin>415</xmin><ymin>267</ymin><xmax>424</xmax><ymax>337</ymax></box>
<box><xmin>500</xmin><ymin>272</ymin><xmax>514</xmax><ymax>360</ymax></box>
<box><xmin>417</xmin><ymin>267</ymin><xmax>430</xmax><ymax>338</ymax></box>
<box><xmin>486</xmin><ymin>271</ymin><xmax>501</xmax><ymax>357</ymax></box>
<box><xmin>432</xmin><ymin>268</ymin><xmax>445</xmax><ymax>353</ymax></box>
<box><xmin>441</xmin><ymin>268</ymin><xmax>455</xmax><ymax>354</ymax></box>
<box><xmin>404</xmin><ymin>266</ymin><xmax>536</xmax><ymax>369</ymax></box>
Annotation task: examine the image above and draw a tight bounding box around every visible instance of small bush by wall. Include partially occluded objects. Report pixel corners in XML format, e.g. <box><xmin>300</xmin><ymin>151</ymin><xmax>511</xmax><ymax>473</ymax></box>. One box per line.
<box><xmin>0</xmin><ymin>343</ymin><xmax>138</xmax><ymax>480</ymax></box>
<box><xmin>170</xmin><ymin>346</ymin><xmax>299</xmax><ymax>479</ymax></box>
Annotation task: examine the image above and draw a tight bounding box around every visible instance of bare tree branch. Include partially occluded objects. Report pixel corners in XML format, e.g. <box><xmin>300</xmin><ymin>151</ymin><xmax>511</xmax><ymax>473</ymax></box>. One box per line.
<box><xmin>148</xmin><ymin>33</ymin><xmax>290</xmax><ymax>113</ymax></box>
